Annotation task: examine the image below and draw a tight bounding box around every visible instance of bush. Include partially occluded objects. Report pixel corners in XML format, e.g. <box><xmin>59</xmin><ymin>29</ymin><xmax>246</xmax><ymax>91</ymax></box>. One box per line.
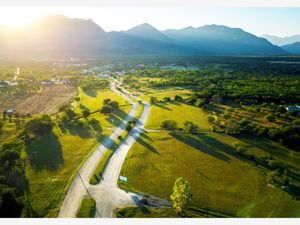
<box><xmin>207</xmin><ymin>115</ymin><xmax>215</xmax><ymax>123</ymax></box>
<box><xmin>163</xmin><ymin>97</ymin><xmax>171</xmax><ymax>102</ymax></box>
<box><xmin>293</xmin><ymin>119</ymin><xmax>300</xmax><ymax>125</ymax></box>
<box><xmin>161</xmin><ymin>120</ymin><xmax>177</xmax><ymax>131</ymax></box>
<box><xmin>108</xmin><ymin>101</ymin><xmax>119</xmax><ymax>110</ymax></box>
<box><xmin>268</xmin><ymin>160</ymin><xmax>286</xmax><ymax>171</ymax></box>
<box><xmin>183</xmin><ymin>121</ymin><xmax>199</xmax><ymax>134</ymax></box>
<box><xmin>100</xmin><ymin>105</ymin><xmax>113</xmax><ymax>114</ymax></box>
<box><xmin>103</xmin><ymin>98</ymin><xmax>111</xmax><ymax>105</ymax></box>
<box><xmin>126</xmin><ymin>124</ymin><xmax>133</xmax><ymax>132</ymax></box>
<box><xmin>174</xmin><ymin>95</ymin><xmax>183</xmax><ymax>102</ymax></box>
<box><xmin>266</xmin><ymin>114</ymin><xmax>276</xmax><ymax>122</ymax></box>
<box><xmin>58</xmin><ymin>104</ymin><xmax>69</xmax><ymax>112</ymax></box>
<box><xmin>195</xmin><ymin>99</ymin><xmax>207</xmax><ymax>107</ymax></box>
<box><xmin>0</xmin><ymin>185</ymin><xmax>24</xmax><ymax>217</ymax></box>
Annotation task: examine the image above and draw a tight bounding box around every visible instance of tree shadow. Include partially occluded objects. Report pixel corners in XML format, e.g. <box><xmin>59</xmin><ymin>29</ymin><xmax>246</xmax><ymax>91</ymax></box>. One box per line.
<box><xmin>139</xmin><ymin>131</ymin><xmax>153</xmax><ymax>141</ymax></box>
<box><xmin>114</xmin><ymin>108</ymin><xmax>128</xmax><ymax>120</ymax></box>
<box><xmin>106</xmin><ymin>114</ymin><xmax>122</xmax><ymax>127</ymax></box>
<box><xmin>25</xmin><ymin>132</ymin><xmax>64</xmax><ymax>170</ymax></box>
<box><xmin>60</xmin><ymin>120</ymin><xmax>92</xmax><ymax>139</ymax></box>
<box><xmin>79</xmin><ymin>104</ymin><xmax>90</xmax><ymax>112</ymax></box>
<box><xmin>83</xmin><ymin>89</ymin><xmax>97</xmax><ymax>97</ymax></box>
<box><xmin>153</xmin><ymin>102</ymin><xmax>172</xmax><ymax>111</ymax></box>
<box><xmin>88</xmin><ymin>118</ymin><xmax>103</xmax><ymax>133</ymax></box>
<box><xmin>131</xmin><ymin>195</ymin><xmax>149</xmax><ymax>213</ymax></box>
<box><xmin>170</xmin><ymin>101</ymin><xmax>182</xmax><ymax>106</ymax></box>
<box><xmin>136</xmin><ymin>136</ymin><xmax>159</xmax><ymax>154</ymax></box>
<box><xmin>170</xmin><ymin>132</ymin><xmax>231</xmax><ymax>162</ymax></box>
<box><xmin>237</xmin><ymin>134</ymin><xmax>300</xmax><ymax>165</ymax></box>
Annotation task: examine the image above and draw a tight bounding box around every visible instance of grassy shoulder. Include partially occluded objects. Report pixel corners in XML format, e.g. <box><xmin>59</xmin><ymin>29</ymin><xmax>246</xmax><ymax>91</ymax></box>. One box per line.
<box><xmin>118</xmin><ymin>131</ymin><xmax>300</xmax><ymax>217</ymax></box>
<box><xmin>76</xmin><ymin>198</ymin><xmax>96</xmax><ymax>218</ymax></box>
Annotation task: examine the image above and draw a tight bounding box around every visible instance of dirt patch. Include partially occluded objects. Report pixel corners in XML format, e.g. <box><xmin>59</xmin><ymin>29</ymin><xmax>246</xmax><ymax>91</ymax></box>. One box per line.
<box><xmin>0</xmin><ymin>84</ymin><xmax>77</xmax><ymax>115</ymax></box>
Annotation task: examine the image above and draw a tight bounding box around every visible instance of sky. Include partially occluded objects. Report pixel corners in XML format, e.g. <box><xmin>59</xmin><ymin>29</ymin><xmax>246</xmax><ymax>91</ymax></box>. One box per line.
<box><xmin>0</xmin><ymin>7</ymin><xmax>299</xmax><ymax>37</ymax></box>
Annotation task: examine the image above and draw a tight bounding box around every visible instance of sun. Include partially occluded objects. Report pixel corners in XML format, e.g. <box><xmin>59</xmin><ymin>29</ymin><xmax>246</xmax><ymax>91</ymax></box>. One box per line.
<box><xmin>0</xmin><ymin>8</ymin><xmax>53</xmax><ymax>27</ymax></box>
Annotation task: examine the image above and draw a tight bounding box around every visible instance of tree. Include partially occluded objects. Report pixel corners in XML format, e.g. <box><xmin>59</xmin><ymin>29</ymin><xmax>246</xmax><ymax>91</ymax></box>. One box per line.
<box><xmin>103</xmin><ymin>98</ymin><xmax>111</xmax><ymax>105</ymax></box>
<box><xmin>150</xmin><ymin>97</ymin><xmax>157</xmax><ymax>104</ymax></box>
<box><xmin>174</xmin><ymin>95</ymin><xmax>183</xmax><ymax>102</ymax></box>
<box><xmin>163</xmin><ymin>97</ymin><xmax>171</xmax><ymax>102</ymax></box>
<box><xmin>82</xmin><ymin>109</ymin><xmax>90</xmax><ymax>118</ymax></box>
<box><xmin>74</xmin><ymin>96</ymin><xmax>80</xmax><ymax>101</ymax></box>
<box><xmin>100</xmin><ymin>105</ymin><xmax>113</xmax><ymax>114</ymax></box>
<box><xmin>3</xmin><ymin>110</ymin><xmax>6</xmax><ymax>120</ymax></box>
<box><xmin>207</xmin><ymin>115</ymin><xmax>215</xmax><ymax>123</ymax></box>
<box><xmin>170</xmin><ymin>177</ymin><xmax>192</xmax><ymax>214</ymax></box>
<box><xmin>108</xmin><ymin>101</ymin><xmax>119</xmax><ymax>110</ymax></box>
<box><xmin>58</xmin><ymin>104</ymin><xmax>69</xmax><ymax>112</ymax></box>
<box><xmin>184</xmin><ymin>121</ymin><xmax>199</xmax><ymax>134</ymax></box>
<box><xmin>23</xmin><ymin>114</ymin><xmax>53</xmax><ymax>138</ymax></box>
<box><xmin>65</xmin><ymin>108</ymin><xmax>77</xmax><ymax>119</ymax></box>
<box><xmin>126</xmin><ymin>124</ymin><xmax>133</xmax><ymax>132</ymax></box>
<box><xmin>161</xmin><ymin>120</ymin><xmax>177</xmax><ymax>130</ymax></box>
<box><xmin>266</xmin><ymin>114</ymin><xmax>276</xmax><ymax>122</ymax></box>
<box><xmin>0</xmin><ymin>185</ymin><xmax>24</xmax><ymax>217</ymax></box>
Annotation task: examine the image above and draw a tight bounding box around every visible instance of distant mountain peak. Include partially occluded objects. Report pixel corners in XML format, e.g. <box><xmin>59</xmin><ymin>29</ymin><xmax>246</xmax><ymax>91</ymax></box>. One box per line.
<box><xmin>126</xmin><ymin>23</ymin><xmax>171</xmax><ymax>43</ymax></box>
<box><xmin>262</xmin><ymin>34</ymin><xmax>300</xmax><ymax>46</ymax></box>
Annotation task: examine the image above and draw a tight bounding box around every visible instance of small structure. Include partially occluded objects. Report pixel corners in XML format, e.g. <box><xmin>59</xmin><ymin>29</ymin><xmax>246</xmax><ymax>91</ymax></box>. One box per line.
<box><xmin>285</xmin><ymin>105</ymin><xmax>300</xmax><ymax>112</ymax></box>
<box><xmin>119</xmin><ymin>176</ymin><xmax>128</xmax><ymax>182</ymax></box>
<box><xmin>7</xmin><ymin>108</ymin><xmax>13</xmax><ymax>114</ymax></box>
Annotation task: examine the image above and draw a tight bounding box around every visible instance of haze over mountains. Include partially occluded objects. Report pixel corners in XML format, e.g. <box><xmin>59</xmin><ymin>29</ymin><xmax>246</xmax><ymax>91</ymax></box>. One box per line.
<box><xmin>262</xmin><ymin>34</ymin><xmax>300</xmax><ymax>46</ymax></box>
<box><xmin>0</xmin><ymin>14</ymin><xmax>298</xmax><ymax>58</ymax></box>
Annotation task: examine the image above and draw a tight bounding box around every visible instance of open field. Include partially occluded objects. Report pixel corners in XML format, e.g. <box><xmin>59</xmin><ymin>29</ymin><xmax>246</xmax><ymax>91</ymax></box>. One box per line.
<box><xmin>76</xmin><ymin>198</ymin><xmax>96</xmax><ymax>218</ymax></box>
<box><xmin>0</xmin><ymin>84</ymin><xmax>77</xmax><ymax>115</ymax></box>
<box><xmin>145</xmin><ymin>102</ymin><xmax>211</xmax><ymax>131</ymax></box>
<box><xmin>23</xmin><ymin>88</ymin><xmax>131</xmax><ymax>217</ymax></box>
<box><xmin>121</xmin><ymin>85</ymin><xmax>210</xmax><ymax>131</ymax></box>
<box><xmin>119</xmin><ymin>131</ymin><xmax>300</xmax><ymax>217</ymax></box>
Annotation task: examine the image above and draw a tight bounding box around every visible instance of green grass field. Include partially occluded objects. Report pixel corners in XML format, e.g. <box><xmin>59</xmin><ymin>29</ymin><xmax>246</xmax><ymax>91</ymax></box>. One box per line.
<box><xmin>24</xmin><ymin>88</ymin><xmax>131</xmax><ymax>217</ymax></box>
<box><xmin>145</xmin><ymin>102</ymin><xmax>211</xmax><ymax>132</ymax></box>
<box><xmin>119</xmin><ymin>131</ymin><xmax>300</xmax><ymax>217</ymax></box>
<box><xmin>76</xmin><ymin>198</ymin><xmax>96</xmax><ymax>218</ymax></box>
<box><xmin>123</xmin><ymin>86</ymin><xmax>210</xmax><ymax>131</ymax></box>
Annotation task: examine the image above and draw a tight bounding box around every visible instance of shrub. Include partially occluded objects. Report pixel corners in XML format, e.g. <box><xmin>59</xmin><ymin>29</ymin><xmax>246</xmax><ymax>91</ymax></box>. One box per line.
<box><xmin>163</xmin><ymin>97</ymin><xmax>171</xmax><ymax>102</ymax></box>
<box><xmin>103</xmin><ymin>98</ymin><xmax>111</xmax><ymax>105</ymax></box>
<box><xmin>266</xmin><ymin>114</ymin><xmax>276</xmax><ymax>122</ymax></box>
<box><xmin>293</xmin><ymin>119</ymin><xmax>300</xmax><ymax>125</ymax></box>
<box><xmin>207</xmin><ymin>115</ymin><xmax>215</xmax><ymax>123</ymax></box>
<box><xmin>58</xmin><ymin>104</ymin><xmax>69</xmax><ymax>112</ymax></box>
<box><xmin>126</xmin><ymin>124</ymin><xmax>133</xmax><ymax>132</ymax></box>
<box><xmin>183</xmin><ymin>121</ymin><xmax>199</xmax><ymax>134</ymax></box>
<box><xmin>161</xmin><ymin>120</ymin><xmax>177</xmax><ymax>131</ymax></box>
<box><xmin>100</xmin><ymin>105</ymin><xmax>113</xmax><ymax>114</ymax></box>
<box><xmin>174</xmin><ymin>95</ymin><xmax>183</xmax><ymax>102</ymax></box>
<box><xmin>74</xmin><ymin>96</ymin><xmax>80</xmax><ymax>101</ymax></box>
<box><xmin>108</xmin><ymin>101</ymin><xmax>119</xmax><ymax>110</ymax></box>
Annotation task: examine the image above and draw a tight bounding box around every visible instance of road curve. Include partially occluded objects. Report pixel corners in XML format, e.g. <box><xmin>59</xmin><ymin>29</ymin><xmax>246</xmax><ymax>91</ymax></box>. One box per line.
<box><xmin>58</xmin><ymin>79</ymin><xmax>150</xmax><ymax>218</ymax></box>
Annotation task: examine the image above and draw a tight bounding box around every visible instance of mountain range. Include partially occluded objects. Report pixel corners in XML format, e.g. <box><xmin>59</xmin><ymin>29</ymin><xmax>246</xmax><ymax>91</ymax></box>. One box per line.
<box><xmin>0</xmin><ymin>14</ymin><xmax>298</xmax><ymax>58</ymax></box>
<box><xmin>262</xmin><ymin>34</ymin><xmax>300</xmax><ymax>46</ymax></box>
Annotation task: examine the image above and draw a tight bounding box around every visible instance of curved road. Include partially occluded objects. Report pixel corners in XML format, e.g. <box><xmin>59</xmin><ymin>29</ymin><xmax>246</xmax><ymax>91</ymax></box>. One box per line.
<box><xmin>58</xmin><ymin>79</ymin><xmax>150</xmax><ymax>218</ymax></box>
